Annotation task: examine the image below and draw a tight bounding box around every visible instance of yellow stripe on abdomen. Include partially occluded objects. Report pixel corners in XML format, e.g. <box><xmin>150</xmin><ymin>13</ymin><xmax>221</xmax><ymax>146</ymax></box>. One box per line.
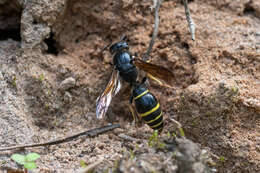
<box><xmin>150</xmin><ymin>120</ymin><xmax>163</xmax><ymax>128</ymax></box>
<box><xmin>140</xmin><ymin>103</ymin><xmax>160</xmax><ymax>117</ymax></box>
<box><xmin>146</xmin><ymin>111</ymin><xmax>162</xmax><ymax>124</ymax></box>
<box><xmin>134</xmin><ymin>90</ymin><xmax>149</xmax><ymax>100</ymax></box>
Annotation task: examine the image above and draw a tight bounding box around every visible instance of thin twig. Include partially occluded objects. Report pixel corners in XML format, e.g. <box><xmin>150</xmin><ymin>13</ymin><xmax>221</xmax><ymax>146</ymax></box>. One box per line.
<box><xmin>169</xmin><ymin>118</ymin><xmax>182</xmax><ymax>128</ymax></box>
<box><xmin>0</xmin><ymin>124</ymin><xmax>120</xmax><ymax>151</ymax></box>
<box><xmin>169</xmin><ymin>118</ymin><xmax>185</xmax><ymax>137</ymax></box>
<box><xmin>143</xmin><ymin>0</ymin><xmax>163</xmax><ymax>61</ymax></box>
<box><xmin>182</xmin><ymin>0</ymin><xmax>195</xmax><ymax>40</ymax></box>
<box><xmin>118</xmin><ymin>134</ymin><xmax>139</xmax><ymax>142</ymax></box>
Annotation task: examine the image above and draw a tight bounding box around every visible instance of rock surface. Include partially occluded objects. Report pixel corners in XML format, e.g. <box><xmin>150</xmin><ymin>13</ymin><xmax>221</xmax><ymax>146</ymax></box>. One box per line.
<box><xmin>116</xmin><ymin>138</ymin><xmax>212</xmax><ymax>173</ymax></box>
<box><xmin>0</xmin><ymin>0</ymin><xmax>259</xmax><ymax>172</ymax></box>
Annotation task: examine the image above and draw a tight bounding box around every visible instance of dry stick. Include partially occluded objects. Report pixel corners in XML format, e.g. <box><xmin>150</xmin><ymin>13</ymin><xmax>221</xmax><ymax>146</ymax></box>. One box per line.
<box><xmin>143</xmin><ymin>0</ymin><xmax>163</xmax><ymax>61</ymax></box>
<box><xmin>0</xmin><ymin>124</ymin><xmax>120</xmax><ymax>151</ymax></box>
<box><xmin>118</xmin><ymin>133</ymin><xmax>139</xmax><ymax>142</ymax></box>
<box><xmin>169</xmin><ymin>118</ymin><xmax>185</xmax><ymax>136</ymax></box>
<box><xmin>169</xmin><ymin>118</ymin><xmax>182</xmax><ymax>129</ymax></box>
<box><xmin>182</xmin><ymin>0</ymin><xmax>195</xmax><ymax>41</ymax></box>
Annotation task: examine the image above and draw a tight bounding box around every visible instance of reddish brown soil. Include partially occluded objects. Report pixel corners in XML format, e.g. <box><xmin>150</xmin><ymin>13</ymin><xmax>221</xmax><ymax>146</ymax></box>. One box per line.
<box><xmin>0</xmin><ymin>0</ymin><xmax>259</xmax><ymax>172</ymax></box>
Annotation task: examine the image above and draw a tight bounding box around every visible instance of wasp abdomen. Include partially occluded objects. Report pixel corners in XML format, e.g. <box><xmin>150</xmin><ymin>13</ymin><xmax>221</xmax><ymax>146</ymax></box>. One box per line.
<box><xmin>134</xmin><ymin>90</ymin><xmax>163</xmax><ymax>131</ymax></box>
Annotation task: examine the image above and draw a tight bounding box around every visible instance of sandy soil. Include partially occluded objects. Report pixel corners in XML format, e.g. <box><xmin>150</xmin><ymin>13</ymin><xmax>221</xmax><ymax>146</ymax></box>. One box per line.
<box><xmin>0</xmin><ymin>0</ymin><xmax>259</xmax><ymax>172</ymax></box>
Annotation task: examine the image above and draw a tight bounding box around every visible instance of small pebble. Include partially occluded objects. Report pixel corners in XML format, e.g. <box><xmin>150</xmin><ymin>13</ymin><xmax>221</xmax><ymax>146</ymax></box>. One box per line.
<box><xmin>63</xmin><ymin>91</ymin><xmax>72</xmax><ymax>103</ymax></box>
<box><xmin>59</xmin><ymin>77</ymin><xmax>76</xmax><ymax>90</ymax></box>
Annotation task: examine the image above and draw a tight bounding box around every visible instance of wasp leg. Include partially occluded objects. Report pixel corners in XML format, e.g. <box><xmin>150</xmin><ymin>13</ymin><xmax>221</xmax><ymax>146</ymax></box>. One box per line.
<box><xmin>130</xmin><ymin>94</ymin><xmax>134</xmax><ymax>104</ymax></box>
<box><xmin>128</xmin><ymin>104</ymin><xmax>142</xmax><ymax>128</ymax></box>
<box><xmin>142</xmin><ymin>53</ymin><xmax>152</xmax><ymax>62</ymax></box>
<box><xmin>106</xmin><ymin>62</ymin><xmax>116</xmax><ymax>69</ymax></box>
<box><xmin>128</xmin><ymin>104</ymin><xmax>136</xmax><ymax>123</ymax></box>
<box><xmin>108</xmin><ymin>62</ymin><xmax>119</xmax><ymax>70</ymax></box>
<box><xmin>146</xmin><ymin>73</ymin><xmax>174</xmax><ymax>89</ymax></box>
<box><xmin>132</xmin><ymin>53</ymin><xmax>152</xmax><ymax>63</ymax></box>
<box><xmin>146</xmin><ymin>59</ymin><xmax>152</xmax><ymax>63</ymax></box>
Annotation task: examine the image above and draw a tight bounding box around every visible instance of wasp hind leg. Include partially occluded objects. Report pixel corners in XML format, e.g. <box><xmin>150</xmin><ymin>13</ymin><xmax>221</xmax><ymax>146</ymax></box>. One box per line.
<box><xmin>128</xmin><ymin>104</ymin><xmax>143</xmax><ymax>128</ymax></box>
<box><xmin>146</xmin><ymin>73</ymin><xmax>174</xmax><ymax>89</ymax></box>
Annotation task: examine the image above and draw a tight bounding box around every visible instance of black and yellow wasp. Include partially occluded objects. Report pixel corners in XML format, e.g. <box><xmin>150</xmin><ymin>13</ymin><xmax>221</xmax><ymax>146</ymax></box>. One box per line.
<box><xmin>96</xmin><ymin>37</ymin><xmax>175</xmax><ymax>132</ymax></box>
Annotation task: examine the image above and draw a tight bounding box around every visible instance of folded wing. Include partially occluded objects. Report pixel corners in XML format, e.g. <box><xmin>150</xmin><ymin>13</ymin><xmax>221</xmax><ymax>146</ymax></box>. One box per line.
<box><xmin>134</xmin><ymin>58</ymin><xmax>175</xmax><ymax>88</ymax></box>
<box><xmin>96</xmin><ymin>69</ymin><xmax>121</xmax><ymax>119</ymax></box>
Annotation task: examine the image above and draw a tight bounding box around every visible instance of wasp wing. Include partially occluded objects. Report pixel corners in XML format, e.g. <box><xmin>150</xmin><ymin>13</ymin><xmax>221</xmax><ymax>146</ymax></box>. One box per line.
<box><xmin>96</xmin><ymin>69</ymin><xmax>121</xmax><ymax>119</ymax></box>
<box><xmin>134</xmin><ymin>58</ymin><xmax>175</xmax><ymax>88</ymax></box>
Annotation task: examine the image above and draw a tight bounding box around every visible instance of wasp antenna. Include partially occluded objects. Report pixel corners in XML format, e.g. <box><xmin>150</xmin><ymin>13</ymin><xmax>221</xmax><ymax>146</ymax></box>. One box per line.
<box><xmin>101</xmin><ymin>42</ymin><xmax>112</xmax><ymax>53</ymax></box>
<box><xmin>120</xmin><ymin>35</ymin><xmax>127</xmax><ymax>41</ymax></box>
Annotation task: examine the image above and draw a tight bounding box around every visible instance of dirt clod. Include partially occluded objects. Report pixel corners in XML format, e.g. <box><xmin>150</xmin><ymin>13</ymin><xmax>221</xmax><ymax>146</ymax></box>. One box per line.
<box><xmin>59</xmin><ymin>77</ymin><xmax>76</xmax><ymax>91</ymax></box>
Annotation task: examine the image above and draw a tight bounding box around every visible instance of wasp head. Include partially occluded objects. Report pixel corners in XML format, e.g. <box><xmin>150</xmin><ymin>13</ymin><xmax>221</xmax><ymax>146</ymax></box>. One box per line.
<box><xmin>109</xmin><ymin>41</ymin><xmax>129</xmax><ymax>54</ymax></box>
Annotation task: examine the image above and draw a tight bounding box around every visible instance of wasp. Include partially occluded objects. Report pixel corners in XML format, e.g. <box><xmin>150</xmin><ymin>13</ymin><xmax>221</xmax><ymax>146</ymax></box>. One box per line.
<box><xmin>96</xmin><ymin>37</ymin><xmax>175</xmax><ymax>132</ymax></box>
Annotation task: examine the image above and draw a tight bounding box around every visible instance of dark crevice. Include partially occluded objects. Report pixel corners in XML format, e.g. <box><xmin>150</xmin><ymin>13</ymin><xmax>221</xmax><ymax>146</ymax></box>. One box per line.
<box><xmin>0</xmin><ymin>27</ymin><xmax>21</xmax><ymax>41</ymax></box>
<box><xmin>243</xmin><ymin>2</ymin><xmax>255</xmax><ymax>15</ymax></box>
<box><xmin>181</xmin><ymin>42</ymin><xmax>190</xmax><ymax>50</ymax></box>
<box><xmin>44</xmin><ymin>32</ymin><xmax>60</xmax><ymax>55</ymax></box>
<box><xmin>173</xmin><ymin>31</ymin><xmax>181</xmax><ymax>42</ymax></box>
<box><xmin>32</xmin><ymin>19</ymin><xmax>38</xmax><ymax>25</ymax></box>
<box><xmin>0</xmin><ymin>0</ymin><xmax>22</xmax><ymax>41</ymax></box>
<box><xmin>180</xmin><ymin>0</ymin><xmax>194</xmax><ymax>5</ymax></box>
<box><xmin>189</xmin><ymin>55</ymin><xmax>197</xmax><ymax>64</ymax></box>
